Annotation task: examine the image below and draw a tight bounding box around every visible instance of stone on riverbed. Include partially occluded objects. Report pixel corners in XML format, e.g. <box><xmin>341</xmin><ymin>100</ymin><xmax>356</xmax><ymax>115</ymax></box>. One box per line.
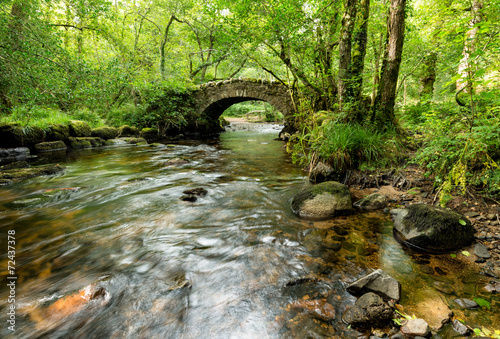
<box><xmin>354</xmin><ymin>193</ymin><xmax>387</xmax><ymax>210</ymax></box>
<box><xmin>291</xmin><ymin>181</ymin><xmax>352</xmax><ymax>220</ymax></box>
<box><xmin>346</xmin><ymin>269</ymin><xmax>401</xmax><ymax>301</ymax></box>
<box><xmin>400</xmin><ymin>318</ymin><xmax>431</xmax><ymax>337</ymax></box>
<box><xmin>0</xmin><ymin>164</ymin><xmax>64</xmax><ymax>181</ymax></box>
<box><xmin>391</xmin><ymin>204</ymin><xmax>475</xmax><ymax>252</ymax></box>
<box><xmin>342</xmin><ymin>292</ymin><xmax>393</xmax><ymax>329</ymax></box>
<box><xmin>474</xmin><ymin>243</ymin><xmax>491</xmax><ymax>259</ymax></box>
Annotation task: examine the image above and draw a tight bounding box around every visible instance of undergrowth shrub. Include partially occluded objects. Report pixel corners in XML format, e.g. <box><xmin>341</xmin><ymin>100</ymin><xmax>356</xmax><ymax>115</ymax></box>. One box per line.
<box><xmin>407</xmin><ymin>94</ymin><xmax>500</xmax><ymax>203</ymax></box>
<box><xmin>290</xmin><ymin>120</ymin><xmax>400</xmax><ymax>175</ymax></box>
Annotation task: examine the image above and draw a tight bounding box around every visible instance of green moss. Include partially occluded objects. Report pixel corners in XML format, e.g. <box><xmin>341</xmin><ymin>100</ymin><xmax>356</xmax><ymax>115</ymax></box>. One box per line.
<box><xmin>34</xmin><ymin>141</ymin><xmax>67</xmax><ymax>152</ymax></box>
<box><xmin>140</xmin><ymin>127</ymin><xmax>159</xmax><ymax>141</ymax></box>
<box><xmin>68</xmin><ymin>120</ymin><xmax>92</xmax><ymax>137</ymax></box>
<box><xmin>118</xmin><ymin>125</ymin><xmax>140</xmax><ymax>137</ymax></box>
<box><xmin>68</xmin><ymin>137</ymin><xmax>92</xmax><ymax>149</ymax></box>
<box><xmin>91</xmin><ymin>126</ymin><xmax>119</xmax><ymax>140</ymax></box>
<box><xmin>86</xmin><ymin>137</ymin><xmax>104</xmax><ymax>147</ymax></box>
<box><xmin>0</xmin><ymin>164</ymin><xmax>64</xmax><ymax>180</ymax></box>
<box><xmin>0</xmin><ymin>161</ymin><xmax>30</xmax><ymax>170</ymax></box>
<box><xmin>149</xmin><ymin>143</ymin><xmax>162</xmax><ymax>147</ymax></box>
<box><xmin>128</xmin><ymin>137</ymin><xmax>147</xmax><ymax>145</ymax></box>
<box><xmin>46</xmin><ymin>124</ymin><xmax>70</xmax><ymax>141</ymax></box>
<box><xmin>22</xmin><ymin>126</ymin><xmax>45</xmax><ymax>147</ymax></box>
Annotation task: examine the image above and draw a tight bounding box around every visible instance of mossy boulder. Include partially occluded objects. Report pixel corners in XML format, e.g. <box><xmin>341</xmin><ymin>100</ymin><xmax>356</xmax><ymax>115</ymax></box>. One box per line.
<box><xmin>0</xmin><ymin>161</ymin><xmax>30</xmax><ymax>170</ymax></box>
<box><xmin>86</xmin><ymin>137</ymin><xmax>105</xmax><ymax>147</ymax></box>
<box><xmin>391</xmin><ymin>204</ymin><xmax>475</xmax><ymax>252</ymax></box>
<box><xmin>68</xmin><ymin>120</ymin><xmax>92</xmax><ymax>137</ymax></box>
<box><xmin>140</xmin><ymin>128</ymin><xmax>159</xmax><ymax>141</ymax></box>
<box><xmin>35</xmin><ymin>141</ymin><xmax>67</xmax><ymax>153</ymax></box>
<box><xmin>0</xmin><ymin>123</ymin><xmax>23</xmax><ymax>147</ymax></box>
<box><xmin>118</xmin><ymin>125</ymin><xmax>140</xmax><ymax>137</ymax></box>
<box><xmin>0</xmin><ymin>124</ymin><xmax>44</xmax><ymax>148</ymax></box>
<box><xmin>0</xmin><ymin>164</ymin><xmax>64</xmax><ymax>181</ymax></box>
<box><xmin>128</xmin><ymin>137</ymin><xmax>147</xmax><ymax>145</ymax></box>
<box><xmin>46</xmin><ymin>124</ymin><xmax>70</xmax><ymax>141</ymax></box>
<box><xmin>68</xmin><ymin>137</ymin><xmax>92</xmax><ymax>149</ymax></box>
<box><xmin>291</xmin><ymin>181</ymin><xmax>353</xmax><ymax>220</ymax></box>
<box><xmin>91</xmin><ymin>126</ymin><xmax>119</xmax><ymax>140</ymax></box>
<box><xmin>21</xmin><ymin>126</ymin><xmax>45</xmax><ymax>147</ymax></box>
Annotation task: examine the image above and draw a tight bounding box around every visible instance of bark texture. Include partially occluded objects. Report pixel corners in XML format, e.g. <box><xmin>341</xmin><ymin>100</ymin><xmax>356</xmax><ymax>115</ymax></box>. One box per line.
<box><xmin>373</xmin><ymin>0</ymin><xmax>407</xmax><ymax>130</ymax></box>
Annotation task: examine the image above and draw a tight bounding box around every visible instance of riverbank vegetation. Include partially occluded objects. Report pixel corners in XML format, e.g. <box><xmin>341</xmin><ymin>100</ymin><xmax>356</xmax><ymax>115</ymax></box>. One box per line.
<box><xmin>0</xmin><ymin>0</ymin><xmax>499</xmax><ymax>204</ymax></box>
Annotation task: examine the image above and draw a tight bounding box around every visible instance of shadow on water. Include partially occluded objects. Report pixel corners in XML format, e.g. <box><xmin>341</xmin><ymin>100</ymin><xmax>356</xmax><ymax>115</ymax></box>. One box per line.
<box><xmin>0</xmin><ymin>123</ymin><xmax>498</xmax><ymax>338</ymax></box>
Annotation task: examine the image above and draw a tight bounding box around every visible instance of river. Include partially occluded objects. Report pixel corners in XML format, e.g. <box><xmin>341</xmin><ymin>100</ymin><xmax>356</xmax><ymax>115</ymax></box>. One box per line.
<box><xmin>0</xmin><ymin>123</ymin><xmax>498</xmax><ymax>338</ymax></box>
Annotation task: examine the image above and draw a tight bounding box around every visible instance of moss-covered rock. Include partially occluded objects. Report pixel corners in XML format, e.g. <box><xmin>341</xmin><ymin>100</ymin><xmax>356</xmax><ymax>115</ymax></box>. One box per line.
<box><xmin>22</xmin><ymin>126</ymin><xmax>45</xmax><ymax>147</ymax></box>
<box><xmin>68</xmin><ymin>120</ymin><xmax>92</xmax><ymax>137</ymax></box>
<box><xmin>104</xmin><ymin>139</ymin><xmax>128</xmax><ymax>146</ymax></box>
<box><xmin>0</xmin><ymin>123</ymin><xmax>23</xmax><ymax>148</ymax></box>
<box><xmin>128</xmin><ymin>137</ymin><xmax>147</xmax><ymax>145</ymax></box>
<box><xmin>354</xmin><ymin>193</ymin><xmax>387</xmax><ymax>210</ymax></box>
<box><xmin>68</xmin><ymin>137</ymin><xmax>92</xmax><ymax>149</ymax></box>
<box><xmin>391</xmin><ymin>204</ymin><xmax>475</xmax><ymax>252</ymax></box>
<box><xmin>0</xmin><ymin>124</ymin><xmax>44</xmax><ymax>148</ymax></box>
<box><xmin>0</xmin><ymin>161</ymin><xmax>30</xmax><ymax>170</ymax></box>
<box><xmin>0</xmin><ymin>164</ymin><xmax>64</xmax><ymax>181</ymax></box>
<box><xmin>291</xmin><ymin>181</ymin><xmax>353</xmax><ymax>220</ymax></box>
<box><xmin>35</xmin><ymin>141</ymin><xmax>67</xmax><ymax>153</ymax></box>
<box><xmin>91</xmin><ymin>126</ymin><xmax>119</xmax><ymax>140</ymax></box>
<box><xmin>118</xmin><ymin>125</ymin><xmax>140</xmax><ymax>137</ymax></box>
<box><xmin>85</xmin><ymin>137</ymin><xmax>104</xmax><ymax>147</ymax></box>
<box><xmin>140</xmin><ymin>127</ymin><xmax>159</xmax><ymax>141</ymax></box>
<box><xmin>46</xmin><ymin>124</ymin><xmax>70</xmax><ymax>141</ymax></box>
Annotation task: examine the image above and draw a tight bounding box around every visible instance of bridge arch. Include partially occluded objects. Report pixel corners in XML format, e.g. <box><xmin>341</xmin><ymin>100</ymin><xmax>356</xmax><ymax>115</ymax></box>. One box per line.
<box><xmin>194</xmin><ymin>78</ymin><xmax>296</xmax><ymax>120</ymax></box>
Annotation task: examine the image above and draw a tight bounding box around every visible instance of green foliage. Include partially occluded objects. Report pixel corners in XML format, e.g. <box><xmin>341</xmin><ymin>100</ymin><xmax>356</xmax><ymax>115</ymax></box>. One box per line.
<box><xmin>291</xmin><ymin>119</ymin><xmax>400</xmax><ymax>174</ymax></box>
<box><xmin>222</xmin><ymin>101</ymin><xmax>283</xmax><ymax>122</ymax></box>
<box><xmin>473</xmin><ymin>297</ymin><xmax>491</xmax><ymax>310</ymax></box>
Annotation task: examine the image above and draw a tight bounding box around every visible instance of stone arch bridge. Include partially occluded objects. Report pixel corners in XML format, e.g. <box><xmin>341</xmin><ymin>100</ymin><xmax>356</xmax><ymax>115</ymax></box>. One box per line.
<box><xmin>194</xmin><ymin>78</ymin><xmax>296</xmax><ymax>123</ymax></box>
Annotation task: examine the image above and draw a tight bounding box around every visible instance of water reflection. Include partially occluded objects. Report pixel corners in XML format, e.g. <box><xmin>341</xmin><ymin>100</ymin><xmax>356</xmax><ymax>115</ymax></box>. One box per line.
<box><xmin>0</xmin><ymin>124</ymin><xmax>498</xmax><ymax>338</ymax></box>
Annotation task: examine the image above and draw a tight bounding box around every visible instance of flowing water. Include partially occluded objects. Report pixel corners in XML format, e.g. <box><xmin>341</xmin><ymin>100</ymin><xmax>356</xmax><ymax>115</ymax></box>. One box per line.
<box><xmin>1</xmin><ymin>124</ymin><xmax>499</xmax><ymax>338</ymax></box>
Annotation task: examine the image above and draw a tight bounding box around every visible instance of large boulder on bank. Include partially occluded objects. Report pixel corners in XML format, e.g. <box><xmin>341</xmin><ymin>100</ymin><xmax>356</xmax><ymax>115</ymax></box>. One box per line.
<box><xmin>140</xmin><ymin>128</ymin><xmax>160</xmax><ymax>141</ymax></box>
<box><xmin>35</xmin><ymin>141</ymin><xmax>67</xmax><ymax>153</ymax></box>
<box><xmin>291</xmin><ymin>181</ymin><xmax>352</xmax><ymax>220</ymax></box>
<box><xmin>118</xmin><ymin>125</ymin><xmax>140</xmax><ymax>137</ymax></box>
<box><xmin>68</xmin><ymin>137</ymin><xmax>92</xmax><ymax>149</ymax></box>
<box><xmin>68</xmin><ymin>120</ymin><xmax>92</xmax><ymax>137</ymax></box>
<box><xmin>342</xmin><ymin>292</ymin><xmax>394</xmax><ymax>329</ymax></box>
<box><xmin>0</xmin><ymin>124</ymin><xmax>44</xmax><ymax>148</ymax></box>
<box><xmin>91</xmin><ymin>126</ymin><xmax>119</xmax><ymax>140</ymax></box>
<box><xmin>46</xmin><ymin>124</ymin><xmax>70</xmax><ymax>141</ymax></box>
<box><xmin>391</xmin><ymin>204</ymin><xmax>475</xmax><ymax>252</ymax></box>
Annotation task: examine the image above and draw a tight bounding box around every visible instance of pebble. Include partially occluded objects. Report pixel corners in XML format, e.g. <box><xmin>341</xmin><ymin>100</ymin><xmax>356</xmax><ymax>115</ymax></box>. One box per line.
<box><xmin>452</xmin><ymin>319</ymin><xmax>472</xmax><ymax>336</ymax></box>
<box><xmin>475</xmin><ymin>243</ymin><xmax>492</xmax><ymax>259</ymax></box>
<box><xmin>465</xmin><ymin>212</ymin><xmax>480</xmax><ymax>218</ymax></box>
<box><xmin>400</xmin><ymin>318</ymin><xmax>430</xmax><ymax>337</ymax></box>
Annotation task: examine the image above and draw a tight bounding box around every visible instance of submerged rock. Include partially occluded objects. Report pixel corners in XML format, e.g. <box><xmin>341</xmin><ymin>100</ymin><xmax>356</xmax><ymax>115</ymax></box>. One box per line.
<box><xmin>452</xmin><ymin>319</ymin><xmax>472</xmax><ymax>336</ymax></box>
<box><xmin>354</xmin><ymin>193</ymin><xmax>387</xmax><ymax>210</ymax></box>
<box><xmin>0</xmin><ymin>147</ymin><xmax>30</xmax><ymax>158</ymax></box>
<box><xmin>346</xmin><ymin>269</ymin><xmax>401</xmax><ymax>301</ymax></box>
<box><xmin>289</xmin><ymin>299</ymin><xmax>336</xmax><ymax>321</ymax></box>
<box><xmin>342</xmin><ymin>292</ymin><xmax>393</xmax><ymax>329</ymax></box>
<box><xmin>391</xmin><ymin>204</ymin><xmax>475</xmax><ymax>252</ymax></box>
<box><xmin>0</xmin><ymin>160</ymin><xmax>30</xmax><ymax>170</ymax></box>
<box><xmin>291</xmin><ymin>181</ymin><xmax>352</xmax><ymax>220</ymax></box>
<box><xmin>453</xmin><ymin>298</ymin><xmax>479</xmax><ymax>309</ymax></box>
<box><xmin>165</xmin><ymin>158</ymin><xmax>190</xmax><ymax>166</ymax></box>
<box><xmin>183</xmin><ymin>187</ymin><xmax>208</xmax><ymax>196</ymax></box>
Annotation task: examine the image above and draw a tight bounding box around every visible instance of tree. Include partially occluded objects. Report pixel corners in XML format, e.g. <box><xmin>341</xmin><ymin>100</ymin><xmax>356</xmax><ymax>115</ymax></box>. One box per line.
<box><xmin>373</xmin><ymin>0</ymin><xmax>407</xmax><ymax>129</ymax></box>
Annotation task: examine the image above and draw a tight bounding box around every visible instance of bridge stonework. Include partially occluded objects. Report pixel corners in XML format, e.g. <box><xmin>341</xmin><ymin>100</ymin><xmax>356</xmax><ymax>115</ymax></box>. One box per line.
<box><xmin>194</xmin><ymin>78</ymin><xmax>296</xmax><ymax>120</ymax></box>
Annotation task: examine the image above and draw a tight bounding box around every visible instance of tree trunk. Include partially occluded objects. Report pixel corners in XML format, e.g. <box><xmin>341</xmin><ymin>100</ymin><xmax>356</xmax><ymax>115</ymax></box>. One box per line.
<box><xmin>337</xmin><ymin>0</ymin><xmax>358</xmax><ymax>109</ymax></box>
<box><xmin>371</xmin><ymin>32</ymin><xmax>383</xmax><ymax>107</ymax></box>
<box><xmin>419</xmin><ymin>51</ymin><xmax>437</xmax><ymax>101</ymax></box>
<box><xmin>457</xmin><ymin>0</ymin><xmax>483</xmax><ymax>93</ymax></box>
<box><xmin>373</xmin><ymin>0</ymin><xmax>407</xmax><ymax>130</ymax></box>
<box><xmin>160</xmin><ymin>16</ymin><xmax>179</xmax><ymax>80</ymax></box>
